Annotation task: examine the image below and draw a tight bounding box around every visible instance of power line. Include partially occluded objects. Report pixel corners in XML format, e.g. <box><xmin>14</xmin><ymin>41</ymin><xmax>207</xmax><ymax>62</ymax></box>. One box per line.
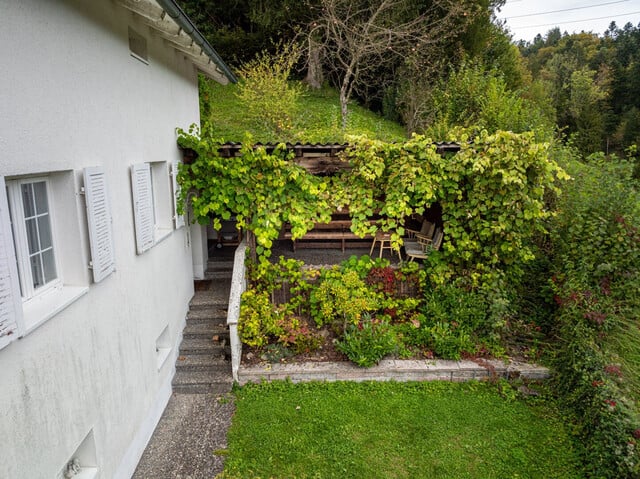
<box><xmin>505</xmin><ymin>0</ymin><xmax>629</xmax><ymax>19</ymax></box>
<box><xmin>515</xmin><ymin>10</ymin><xmax>640</xmax><ymax>30</ymax></box>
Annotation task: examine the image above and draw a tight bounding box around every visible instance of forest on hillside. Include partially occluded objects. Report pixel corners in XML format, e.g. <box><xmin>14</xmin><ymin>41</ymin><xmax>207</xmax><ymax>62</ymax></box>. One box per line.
<box><xmin>179</xmin><ymin>0</ymin><xmax>639</xmax><ymax>157</ymax></box>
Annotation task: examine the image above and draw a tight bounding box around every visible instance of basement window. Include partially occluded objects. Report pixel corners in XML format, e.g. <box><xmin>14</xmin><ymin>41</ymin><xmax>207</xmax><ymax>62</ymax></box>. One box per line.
<box><xmin>57</xmin><ymin>429</ymin><xmax>98</xmax><ymax>479</ymax></box>
<box><xmin>128</xmin><ymin>27</ymin><xmax>148</xmax><ymax>64</ymax></box>
<box><xmin>156</xmin><ymin>324</ymin><xmax>171</xmax><ymax>370</ymax></box>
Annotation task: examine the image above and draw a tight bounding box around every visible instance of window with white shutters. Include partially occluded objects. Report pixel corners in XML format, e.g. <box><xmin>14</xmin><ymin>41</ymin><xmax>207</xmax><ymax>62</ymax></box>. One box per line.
<box><xmin>131</xmin><ymin>162</ymin><xmax>174</xmax><ymax>254</ymax></box>
<box><xmin>2</xmin><ymin>173</ymin><xmax>88</xmax><ymax>336</ymax></box>
<box><xmin>6</xmin><ymin>177</ymin><xmax>61</xmax><ymax>299</ymax></box>
<box><xmin>84</xmin><ymin>167</ymin><xmax>116</xmax><ymax>283</ymax></box>
<box><xmin>170</xmin><ymin>161</ymin><xmax>185</xmax><ymax>229</ymax></box>
<box><xmin>0</xmin><ymin>177</ymin><xmax>24</xmax><ymax>349</ymax></box>
<box><xmin>131</xmin><ymin>163</ymin><xmax>155</xmax><ymax>254</ymax></box>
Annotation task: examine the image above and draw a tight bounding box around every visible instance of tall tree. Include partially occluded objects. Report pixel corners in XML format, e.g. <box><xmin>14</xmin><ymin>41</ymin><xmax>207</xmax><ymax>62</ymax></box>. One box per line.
<box><xmin>307</xmin><ymin>0</ymin><xmax>475</xmax><ymax>129</ymax></box>
<box><xmin>178</xmin><ymin>0</ymin><xmax>315</xmax><ymax>66</ymax></box>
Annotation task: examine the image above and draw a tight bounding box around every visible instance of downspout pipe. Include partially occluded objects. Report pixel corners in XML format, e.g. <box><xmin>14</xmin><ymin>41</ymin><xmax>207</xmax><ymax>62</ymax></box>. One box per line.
<box><xmin>155</xmin><ymin>0</ymin><xmax>237</xmax><ymax>83</ymax></box>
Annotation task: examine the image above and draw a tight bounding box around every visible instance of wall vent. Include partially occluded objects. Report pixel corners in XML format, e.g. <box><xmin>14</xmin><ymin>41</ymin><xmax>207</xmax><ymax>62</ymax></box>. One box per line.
<box><xmin>128</xmin><ymin>27</ymin><xmax>148</xmax><ymax>64</ymax></box>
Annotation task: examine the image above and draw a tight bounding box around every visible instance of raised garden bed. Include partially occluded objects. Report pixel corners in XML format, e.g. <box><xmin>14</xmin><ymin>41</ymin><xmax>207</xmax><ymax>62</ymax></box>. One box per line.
<box><xmin>238</xmin><ymin>255</ymin><xmax>544</xmax><ymax>370</ymax></box>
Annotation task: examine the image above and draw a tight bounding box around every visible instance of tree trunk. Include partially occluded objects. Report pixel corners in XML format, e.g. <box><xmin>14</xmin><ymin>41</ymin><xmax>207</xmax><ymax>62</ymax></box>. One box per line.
<box><xmin>304</xmin><ymin>36</ymin><xmax>324</xmax><ymax>89</ymax></box>
<box><xmin>339</xmin><ymin>68</ymin><xmax>353</xmax><ymax>130</ymax></box>
<box><xmin>339</xmin><ymin>86</ymin><xmax>349</xmax><ymax>130</ymax></box>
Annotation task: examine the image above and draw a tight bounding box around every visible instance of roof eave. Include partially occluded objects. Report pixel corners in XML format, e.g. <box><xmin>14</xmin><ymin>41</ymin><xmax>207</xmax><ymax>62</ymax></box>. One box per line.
<box><xmin>117</xmin><ymin>0</ymin><xmax>237</xmax><ymax>84</ymax></box>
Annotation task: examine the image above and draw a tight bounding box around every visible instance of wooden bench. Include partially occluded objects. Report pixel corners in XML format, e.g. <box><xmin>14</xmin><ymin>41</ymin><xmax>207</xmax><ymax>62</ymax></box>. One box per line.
<box><xmin>282</xmin><ymin>220</ymin><xmax>374</xmax><ymax>252</ymax></box>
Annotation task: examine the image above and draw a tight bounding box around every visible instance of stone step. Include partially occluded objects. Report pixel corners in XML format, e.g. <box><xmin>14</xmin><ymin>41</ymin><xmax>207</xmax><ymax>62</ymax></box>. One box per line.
<box><xmin>172</xmin><ymin>370</ymin><xmax>233</xmax><ymax>395</ymax></box>
<box><xmin>204</xmin><ymin>271</ymin><xmax>233</xmax><ymax>280</ymax></box>
<box><xmin>182</xmin><ymin>332</ymin><xmax>230</xmax><ymax>344</ymax></box>
<box><xmin>207</xmin><ymin>260</ymin><xmax>234</xmax><ymax>270</ymax></box>
<box><xmin>190</xmin><ymin>299</ymin><xmax>229</xmax><ymax>308</ymax></box>
<box><xmin>176</xmin><ymin>354</ymin><xmax>230</xmax><ymax>371</ymax></box>
<box><xmin>183</xmin><ymin>321</ymin><xmax>229</xmax><ymax>337</ymax></box>
<box><xmin>172</xmin><ymin>382</ymin><xmax>233</xmax><ymax>395</ymax></box>
<box><xmin>179</xmin><ymin>338</ymin><xmax>229</xmax><ymax>356</ymax></box>
<box><xmin>174</xmin><ymin>370</ymin><xmax>233</xmax><ymax>386</ymax></box>
<box><xmin>189</xmin><ymin>292</ymin><xmax>230</xmax><ymax>311</ymax></box>
<box><xmin>187</xmin><ymin>308</ymin><xmax>228</xmax><ymax>321</ymax></box>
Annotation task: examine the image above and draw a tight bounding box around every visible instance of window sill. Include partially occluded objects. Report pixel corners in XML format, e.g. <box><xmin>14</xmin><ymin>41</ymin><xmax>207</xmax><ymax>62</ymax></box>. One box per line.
<box><xmin>23</xmin><ymin>286</ymin><xmax>89</xmax><ymax>335</ymax></box>
<box><xmin>130</xmin><ymin>52</ymin><xmax>149</xmax><ymax>65</ymax></box>
<box><xmin>155</xmin><ymin>227</ymin><xmax>173</xmax><ymax>245</ymax></box>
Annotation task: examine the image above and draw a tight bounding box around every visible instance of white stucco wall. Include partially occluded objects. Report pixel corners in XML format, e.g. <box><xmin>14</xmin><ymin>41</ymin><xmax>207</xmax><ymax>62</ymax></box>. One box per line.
<box><xmin>0</xmin><ymin>1</ymin><xmax>208</xmax><ymax>477</ymax></box>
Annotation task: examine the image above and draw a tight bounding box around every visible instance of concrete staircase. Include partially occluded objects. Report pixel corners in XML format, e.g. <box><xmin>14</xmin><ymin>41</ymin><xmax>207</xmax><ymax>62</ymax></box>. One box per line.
<box><xmin>172</xmin><ymin>259</ymin><xmax>234</xmax><ymax>394</ymax></box>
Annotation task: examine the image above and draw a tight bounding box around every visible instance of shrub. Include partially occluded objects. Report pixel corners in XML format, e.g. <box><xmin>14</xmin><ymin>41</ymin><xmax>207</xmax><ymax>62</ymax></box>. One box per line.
<box><xmin>393</xmin><ymin>314</ymin><xmax>430</xmax><ymax>349</ymax></box>
<box><xmin>238</xmin><ymin>289</ymin><xmax>280</xmax><ymax>348</ymax></box>
<box><xmin>309</xmin><ymin>268</ymin><xmax>381</xmax><ymax>332</ymax></box>
<box><xmin>274</xmin><ymin>316</ymin><xmax>323</xmax><ymax>355</ymax></box>
<box><xmin>548</xmin><ymin>149</ymin><xmax>640</xmax><ymax>478</ymax></box>
<box><xmin>426</xmin><ymin>321</ymin><xmax>474</xmax><ymax>360</ymax></box>
<box><xmin>552</xmin><ymin>298</ymin><xmax>640</xmax><ymax>478</ymax></box>
<box><xmin>423</xmin><ymin>61</ymin><xmax>554</xmax><ymax>140</ymax></box>
<box><xmin>336</xmin><ymin>315</ymin><xmax>397</xmax><ymax>367</ymax></box>
<box><xmin>247</xmin><ymin>256</ymin><xmax>315</xmax><ymax>313</ymax></box>
<box><xmin>392</xmin><ymin>278</ymin><xmax>511</xmax><ymax>360</ymax></box>
<box><xmin>366</xmin><ymin>265</ymin><xmax>397</xmax><ymax>294</ymax></box>
<box><xmin>235</xmin><ymin>41</ymin><xmax>304</xmax><ymax>137</ymax></box>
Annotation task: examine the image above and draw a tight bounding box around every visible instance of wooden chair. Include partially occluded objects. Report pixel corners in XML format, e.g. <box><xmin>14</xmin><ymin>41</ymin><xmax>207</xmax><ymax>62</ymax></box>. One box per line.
<box><xmin>403</xmin><ymin>220</ymin><xmax>434</xmax><ymax>252</ymax></box>
<box><xmin>405</xmin><ymin>220</ymin><xmax>435</xmax><ymax>242</ymax></box>
<box><xmin>404</xmin><ymin>228</ymin><xmax>443</xmax><ymax>262</ymax></box>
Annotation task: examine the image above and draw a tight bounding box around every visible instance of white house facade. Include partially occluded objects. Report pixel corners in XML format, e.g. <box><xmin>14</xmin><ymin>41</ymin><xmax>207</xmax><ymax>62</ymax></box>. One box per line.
<box><xmin>0</xmin><ymin>1</ymin><xmax>234</xmax><ymax>477</ymax></box>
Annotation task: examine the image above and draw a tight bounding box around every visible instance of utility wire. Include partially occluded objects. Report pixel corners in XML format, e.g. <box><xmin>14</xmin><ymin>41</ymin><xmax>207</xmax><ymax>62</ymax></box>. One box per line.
<box><xmin>515</xmin><ymin>10</ymin><xmax>640</xmax><ymax>30</ymax></box>
<box><xmin>505</xmin><ymin>0</ymin><xmax>629</xmax><ymax>19</ymax></box>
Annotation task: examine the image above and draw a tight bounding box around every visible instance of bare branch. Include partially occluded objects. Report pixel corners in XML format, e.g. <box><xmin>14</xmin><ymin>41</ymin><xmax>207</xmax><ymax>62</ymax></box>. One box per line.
<box><xmin>307</xmin><ymin>0</ymin><xmax>474</xmax><ymax>129</ymax></box>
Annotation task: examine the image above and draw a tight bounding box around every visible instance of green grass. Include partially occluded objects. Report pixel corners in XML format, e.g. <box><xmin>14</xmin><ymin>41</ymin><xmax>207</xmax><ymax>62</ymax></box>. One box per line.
<box><xmin>203</xmin><ymin>80</ymin><xmax>408</xmax><ymax>143</ymax></box>
<box><xmin>221</xmin><ymin>380</ymin><xmax>583</xmax><ymax>479</ymax></box>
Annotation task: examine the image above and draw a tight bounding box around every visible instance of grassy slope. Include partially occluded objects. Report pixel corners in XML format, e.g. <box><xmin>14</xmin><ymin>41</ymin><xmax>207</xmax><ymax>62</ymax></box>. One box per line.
<box><xmin>204</xmin><ymin>80</ymin><xmax>407</xmax><ymax>143</ymax></box>
<box><xmin>222</xmin><ymin>381</ymin><xmax>583</xmax><ymax>479</ymax></box>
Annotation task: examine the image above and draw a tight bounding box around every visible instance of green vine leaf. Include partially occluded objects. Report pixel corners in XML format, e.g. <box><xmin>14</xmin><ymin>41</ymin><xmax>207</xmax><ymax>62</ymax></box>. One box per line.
<box><xmin>176</xmin><ymin>125</ymin><xmax>567</xmax><ymax>285</ymax></box>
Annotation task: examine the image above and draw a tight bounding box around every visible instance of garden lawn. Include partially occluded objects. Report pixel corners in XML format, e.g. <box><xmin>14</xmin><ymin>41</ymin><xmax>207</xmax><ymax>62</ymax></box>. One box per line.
<box><xmin>222</xmin><ymin>380</ymin><xmax>583</xmax><ymax>479</ymax></box>
<box><xmin>203</xmin><ymin>80</ymin><xmax>407</xmax><ymax>143</ymax></box>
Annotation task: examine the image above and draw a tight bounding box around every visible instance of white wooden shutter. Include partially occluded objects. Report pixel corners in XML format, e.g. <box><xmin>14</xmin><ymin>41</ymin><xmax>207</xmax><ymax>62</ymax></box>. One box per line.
<box><xmin>131</xmin><ymin>163</ymin><xmax>155</xmax><ymax>254</ymax></box>
<box><xmin>84</xmin><ymin>167</ymin><xmax>116</xmax><ymax>283</ymax></box>
<box><xmin>170</xmin><ymin>161</ymin><xmax>185</xmax><ymax>229</ymax></box>
<box><xmin>0</xmin><ymin>177</ymin><xmax>24</xmax><ymax>349</ymax></box>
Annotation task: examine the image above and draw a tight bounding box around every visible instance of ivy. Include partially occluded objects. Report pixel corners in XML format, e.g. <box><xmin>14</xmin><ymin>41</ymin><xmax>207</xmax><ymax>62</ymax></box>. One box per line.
<box><xmin>176</xmin><ymin>125</ymin><xmax>567</xmax><ymax>286</ymax></box>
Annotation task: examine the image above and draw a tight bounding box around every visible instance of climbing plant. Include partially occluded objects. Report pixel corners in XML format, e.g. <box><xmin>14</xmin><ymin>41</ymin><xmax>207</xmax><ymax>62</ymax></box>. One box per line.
<box><xmin>176</xmin><ymin>126</ymin><xmax>332</xmax><ymax>256</ymax></box>
<box><xmin>336</xmin><ymin>130</ymin><xmax>568</xmax><ymax>286</ymax></box>
<box><xmin>176</xmin><ymin>125</ymin><xmax>567</xmax><ymax>286</ymax></box>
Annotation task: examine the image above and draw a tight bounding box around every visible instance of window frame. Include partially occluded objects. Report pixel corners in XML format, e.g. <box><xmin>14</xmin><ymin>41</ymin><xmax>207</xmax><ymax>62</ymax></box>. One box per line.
<box><xmin>150</xmin><ymin>161</ymin><xmax>173</xmax><ymax>239</ymax></box>
<box><xmin>6</xmin><ymin>176</ymin><xmax>63</xmax><ymax>302</ymax></box>
<box><xmin>131</xmin><ymin>162</ymin><xmax>172</xmax><ymax>255</ymax></box>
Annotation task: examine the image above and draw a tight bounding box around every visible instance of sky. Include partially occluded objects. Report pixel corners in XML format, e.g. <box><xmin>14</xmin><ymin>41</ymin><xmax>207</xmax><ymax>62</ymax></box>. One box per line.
<box><xmin>494</xmin><ymin>0</ymin><xmax>640</xmax><ymax>43</ymax></box>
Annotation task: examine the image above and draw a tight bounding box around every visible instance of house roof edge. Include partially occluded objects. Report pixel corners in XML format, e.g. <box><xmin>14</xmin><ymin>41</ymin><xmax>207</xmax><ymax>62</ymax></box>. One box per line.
<box><xmin>153</xmin><ymin>0</ymin><xmax>237</xmax><ymax>83</ymax></box>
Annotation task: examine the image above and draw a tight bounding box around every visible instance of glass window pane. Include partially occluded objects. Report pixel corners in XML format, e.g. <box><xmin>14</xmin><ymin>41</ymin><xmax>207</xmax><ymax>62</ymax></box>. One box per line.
<box><xmin>33</xmin><ymin>181</ymin><xmax>49</xmax><ymax>215</ymax></box>
<box><xmin>21</xmin><ymin>183</ymin><xmax>35</xmax><ymax>217</ymax></box>
<box><xmin>25</xmin><ymin>217</ymin><xmax>39</xmax><ymax>254</ymax></box>
<box><xmin>30</xmin><ymin>254</ymin><xmax>44</xmax><ymax>289</ymax></box>
<box><xmin>42</xmin><ymin>248</ymin><xmax>57</xmax><ymax>284</ymax></box>
<box><xmin>37</xmin><ymin>216</ymin><xmax>53</xmax><ymax>249</ymax></box>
